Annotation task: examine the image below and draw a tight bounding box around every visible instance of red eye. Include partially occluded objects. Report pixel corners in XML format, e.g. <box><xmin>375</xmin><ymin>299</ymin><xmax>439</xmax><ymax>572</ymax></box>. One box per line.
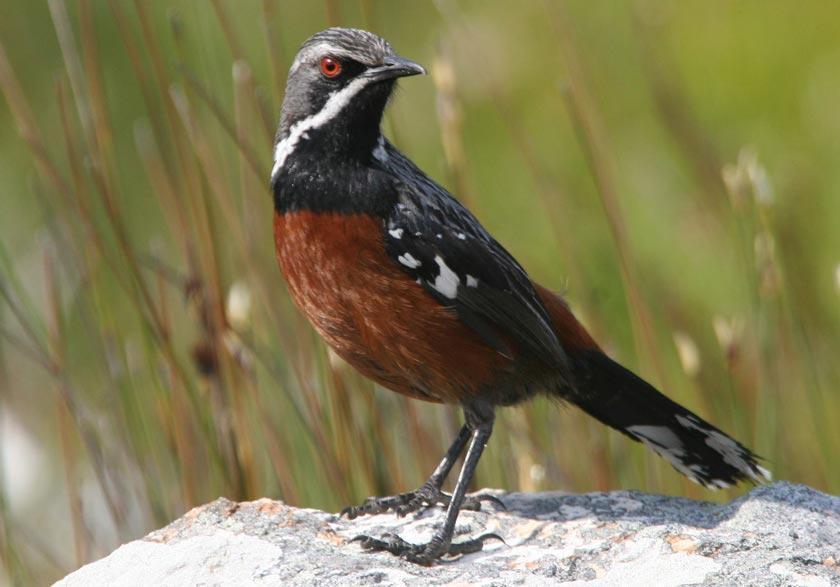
<box><xmin>320</xmin><ymin>56</ymin><xmax>342</xmax><ymax>78</ymax></box>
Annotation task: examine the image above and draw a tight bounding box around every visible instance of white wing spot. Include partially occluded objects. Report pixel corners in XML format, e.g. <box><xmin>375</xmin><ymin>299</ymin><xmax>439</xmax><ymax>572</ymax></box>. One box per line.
<box><xmin>432</xmin><ymin>256</ymin><xmax>460</xmax><ymax>299</ymax></box>
<box><xmin>457</xmin><ymin>232</ymin><xmax>467</xmax><ymax>240</ymax></box>
<box><xmin>373</xmin><ymin>135</ymin><xmax>388</xmax><ymax>162</ymax></box>
<box><xmin>388</xmin><ymin>228</ymin><xmax>404</xmax><ymax>239</ymax></box>
<box><xmin>466</xmin><ymin>275</ymin><xmax>479</xmax><ymax>288</ymax></box>
<box><xmin>397</xmin><ymin>253</ymin><xmax>422</xmax><ymax>269</ymax></box>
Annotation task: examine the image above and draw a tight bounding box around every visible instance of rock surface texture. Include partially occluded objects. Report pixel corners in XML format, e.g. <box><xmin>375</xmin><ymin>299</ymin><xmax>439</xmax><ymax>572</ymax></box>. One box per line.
<box><xmin>58</xmin><ymin>482</ymin><xmax>838</xmax><ymax>586</ymax></box>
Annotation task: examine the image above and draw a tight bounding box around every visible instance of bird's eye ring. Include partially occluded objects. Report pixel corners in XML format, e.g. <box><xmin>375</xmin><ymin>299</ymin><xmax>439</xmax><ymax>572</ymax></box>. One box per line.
<box><xmin>320</xmin><ymin>56</ymin><xmax>342</xmax><ymax>78</ymax></box>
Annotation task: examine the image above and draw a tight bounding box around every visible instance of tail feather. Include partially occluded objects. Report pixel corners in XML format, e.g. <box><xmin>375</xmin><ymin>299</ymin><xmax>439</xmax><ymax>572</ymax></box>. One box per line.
<box><xmin>533</xmin><ymin>282</ymin><xmax>770</xmax><ymax>489</ymax></box>
<box><xmin>570</xmin><ymin>349</ymin><xmax>770</xmax><ymax>489</ymax></box>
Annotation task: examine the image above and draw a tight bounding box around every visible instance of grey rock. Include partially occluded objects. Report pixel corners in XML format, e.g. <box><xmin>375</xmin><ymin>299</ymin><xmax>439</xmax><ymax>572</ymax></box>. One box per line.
<box><xmin>57</xmin><ymin>482</ymin><xmax>839</xmax><ymax>586</ymax></box>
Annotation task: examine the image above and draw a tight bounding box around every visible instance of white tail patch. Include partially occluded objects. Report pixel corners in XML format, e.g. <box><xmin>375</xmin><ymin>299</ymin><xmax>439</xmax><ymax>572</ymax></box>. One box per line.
<box><xmin>675</xmin><ymin>414</ymin><xmax>771</xmax><ymax>485</ymax></box>
<box><xmin>626</xmin><ymin>425</ymin><xmax>683</xmax><ymax>449</ymax></box>
<box><xmin>755</xmin><ymin>465</ymin><xmax>772</xmax><ymax>482</ymax></box>
<box><xmin>627</xmin><ymin>425</ymin><xmax>706</xmax><ymax>487</ymax></box>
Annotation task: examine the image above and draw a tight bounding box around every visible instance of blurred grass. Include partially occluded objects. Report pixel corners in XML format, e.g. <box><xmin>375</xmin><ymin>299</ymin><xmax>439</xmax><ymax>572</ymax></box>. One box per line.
<box><xmin>0</xmin><ymin>0</ymin><xmax>838</xmax><ymax>583</ymax></box>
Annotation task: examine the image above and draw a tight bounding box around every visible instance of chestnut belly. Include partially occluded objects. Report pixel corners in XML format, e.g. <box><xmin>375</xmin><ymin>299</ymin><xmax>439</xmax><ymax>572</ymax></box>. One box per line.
<box><xmin>273</xmin><ymin>210</ymin><xmax>514</xmax><ymax>404</ymax></box>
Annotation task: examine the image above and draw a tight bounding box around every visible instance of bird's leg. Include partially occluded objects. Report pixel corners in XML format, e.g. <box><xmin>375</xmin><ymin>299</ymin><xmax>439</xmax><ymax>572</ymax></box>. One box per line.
<box><xmin>354</xmin><ymin>402</ymin><xmax>503</xmax><ymax>564</ymax></box>
<box><xmin>340</xmin><ymin>424</ymin><xmax>469</xmax><ymax>518</ymax></box>
<box><xmin>342</xmin><ymin>421</ymin><xmax>503</xmax><ymax>519</ymax></box>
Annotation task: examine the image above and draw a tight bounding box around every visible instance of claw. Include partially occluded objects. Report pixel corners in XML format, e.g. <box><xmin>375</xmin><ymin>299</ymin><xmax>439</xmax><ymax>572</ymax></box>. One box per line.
<box><xmin>460</xmin><ymin>492</ymin><xmax>505</xmax><ymax>512</ymax></box>
<box><xmin>353</xmin><ymin>532</ymin><xmax>412</xmax><ymax>554</ymax></box>
<box><xmin>475</xmin><ymin>532</ymin><xmax>506</xmax><ymax>547</ymax></box>
<box><xmin>341</xmin><ymin>493</ymin><xmax>415</xmax><ymax>519</ymax></box>
<box><xmin>343</xmin><ymin>488</ymin><xmax>505</xmax><ymax>519</ymax></box>
<box><xmin>352</xmin><ymin>532</ymin><xmax>403</xmax><ymax>551</ymax></box>
<box><xmin>353</xmin><ymin>531</ymin><xmax>503</xmax><ymax>564</ymax></box>
<box><xmin>477</xmin><ymin>493</ymin><xmax>507</xmax><ymax>511</ymax></box>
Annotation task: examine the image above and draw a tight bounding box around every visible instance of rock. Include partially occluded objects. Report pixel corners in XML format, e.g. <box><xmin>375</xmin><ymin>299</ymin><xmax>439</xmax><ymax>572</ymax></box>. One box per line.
<box><xmin>57</xmin><ymin>482</ymin><xmax>838</xmax><ymax>586</ymax></box>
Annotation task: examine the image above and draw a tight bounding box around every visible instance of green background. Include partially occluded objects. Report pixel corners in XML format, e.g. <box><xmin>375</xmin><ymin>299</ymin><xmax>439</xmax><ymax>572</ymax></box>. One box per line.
<box><xmin>0</xmin><ymin>1</ymin><xmax>838</xmax><ymax>583</ymax></box>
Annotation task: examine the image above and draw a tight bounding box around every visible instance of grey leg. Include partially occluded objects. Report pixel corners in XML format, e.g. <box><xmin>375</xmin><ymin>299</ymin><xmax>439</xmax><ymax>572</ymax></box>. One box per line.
<box><xmin>342</xmin><ymin>422</ymin><xmax>502</xmax><ymax>518</ymax></box>
<box><xmin>353</xmin><ymin>402</ymin><xmax>503</xmax><ymax>564</ymax></box>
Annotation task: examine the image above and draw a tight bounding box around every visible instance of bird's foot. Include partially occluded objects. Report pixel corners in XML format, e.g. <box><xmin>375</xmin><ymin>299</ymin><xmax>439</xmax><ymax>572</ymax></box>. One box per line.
<box><xmin>341</xmin><ymin>483</ymin><xmax>505</xmax><ymax>519</ymax></box>
<box><xmin>352</xmin><ymin>532</ymin><xmax>502</xmax><ymax>565</ymax></box>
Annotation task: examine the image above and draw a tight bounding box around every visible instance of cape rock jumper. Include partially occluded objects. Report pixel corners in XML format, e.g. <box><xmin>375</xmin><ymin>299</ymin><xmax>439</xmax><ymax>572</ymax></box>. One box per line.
<box><xmin>271</xmin><ymin>27</ymin><xmax>769</xmax><ymax>564</ymax></box>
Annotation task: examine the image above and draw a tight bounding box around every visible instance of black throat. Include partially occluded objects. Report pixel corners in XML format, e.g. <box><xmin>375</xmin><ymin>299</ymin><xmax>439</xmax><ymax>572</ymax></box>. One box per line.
<box><xmin>272</xmin><ymin>80</ymin><xmax>396</xmax><ymax>217</ymax></box>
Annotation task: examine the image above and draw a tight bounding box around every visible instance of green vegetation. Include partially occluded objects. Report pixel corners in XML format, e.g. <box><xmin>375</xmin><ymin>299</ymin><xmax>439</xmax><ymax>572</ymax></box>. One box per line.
<box><xmin>0</xmin><ymin>1</ymin><xmax>838</xmax><ymax>583</ymax></box>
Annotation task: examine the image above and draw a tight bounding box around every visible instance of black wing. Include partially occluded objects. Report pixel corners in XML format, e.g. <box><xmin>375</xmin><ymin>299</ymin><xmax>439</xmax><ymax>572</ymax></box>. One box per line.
<box><xmin>378</xmin><ymin>143</ymin><xmax>572</xmax><ymax>386</ymax></box>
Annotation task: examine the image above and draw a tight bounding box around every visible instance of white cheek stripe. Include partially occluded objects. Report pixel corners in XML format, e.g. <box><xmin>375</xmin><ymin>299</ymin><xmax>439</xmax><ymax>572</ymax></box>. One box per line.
<box><xmin>272</xmin><ymin>75</ymin><xmax>373</xmax><ymax>180</ymax></box>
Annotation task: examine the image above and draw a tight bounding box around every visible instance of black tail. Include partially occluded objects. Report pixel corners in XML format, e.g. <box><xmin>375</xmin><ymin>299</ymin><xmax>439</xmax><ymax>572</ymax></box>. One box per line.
<box><xmin>568</xmin><ymin>349</ymin><xmax>770</xmax><ymax>489</ymax></box>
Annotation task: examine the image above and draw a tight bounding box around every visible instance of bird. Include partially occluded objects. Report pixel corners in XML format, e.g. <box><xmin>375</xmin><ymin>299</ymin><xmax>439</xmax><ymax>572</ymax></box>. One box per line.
<box><xmin>271</xmin><ymin>27</ymin><xmax>770</xmax><ymax>564</ymax></box>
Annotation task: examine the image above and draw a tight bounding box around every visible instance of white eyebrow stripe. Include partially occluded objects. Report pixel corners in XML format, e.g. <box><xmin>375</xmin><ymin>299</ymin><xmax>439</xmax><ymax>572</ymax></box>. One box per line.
<box><xmin>288</xmin><ymin>43</ymin><xmax>361</xmax><ymax>75</ymax></box>
<box><xmin>271</xmin><ymin>75</ymin><xmax>374</xmax><ymax>180</ymax></box>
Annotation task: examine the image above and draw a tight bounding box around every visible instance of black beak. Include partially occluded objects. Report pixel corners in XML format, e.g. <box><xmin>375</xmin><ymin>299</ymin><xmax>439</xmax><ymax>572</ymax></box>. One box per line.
<box><xmin>364</xmin><ymin>55</ymin><xmax>426</xmax><ymax>82</ymax></box>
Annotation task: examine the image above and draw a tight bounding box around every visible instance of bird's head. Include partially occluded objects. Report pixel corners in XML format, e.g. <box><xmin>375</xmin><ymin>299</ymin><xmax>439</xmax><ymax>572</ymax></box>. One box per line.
<box><xmin>273</xmin><ymin>28</ymin><xmax>424</xmax><ymax>178</ymax></box>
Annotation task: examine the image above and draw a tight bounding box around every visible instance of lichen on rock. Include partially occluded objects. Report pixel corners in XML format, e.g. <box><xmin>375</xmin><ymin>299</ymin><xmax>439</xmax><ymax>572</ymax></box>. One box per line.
<box><xmin>57</xmin><ymin>482</ymin><xmax>839</xmax><ymax>586</ymax></box>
